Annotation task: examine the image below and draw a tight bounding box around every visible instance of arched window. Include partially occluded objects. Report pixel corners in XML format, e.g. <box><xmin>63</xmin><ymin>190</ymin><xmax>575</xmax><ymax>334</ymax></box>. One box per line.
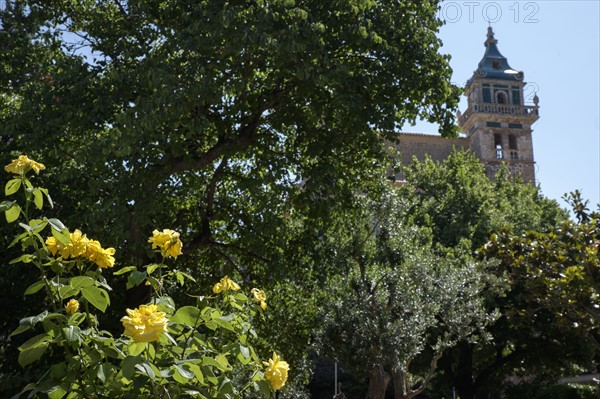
<box><xmin>496</xmin><ymin>91</ymin><xmax>507</xmax><ymax>104</ymax></box>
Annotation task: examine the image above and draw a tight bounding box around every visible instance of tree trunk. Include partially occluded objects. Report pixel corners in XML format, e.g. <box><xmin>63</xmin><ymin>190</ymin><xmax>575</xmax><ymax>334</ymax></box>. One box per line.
<box><xmin>392</xmin><ymin>351</ymin><xmax>443</xmax><ymax>399</ymax></box>
<box><xmin>365</xmin><ymin>365</ymin><xmax>391</xmax><ymax>399</ymax></box>
<box><xmin>392</xmin><ymin>367</ymin><xmax>411</xmax><ymax>399</ymax></box>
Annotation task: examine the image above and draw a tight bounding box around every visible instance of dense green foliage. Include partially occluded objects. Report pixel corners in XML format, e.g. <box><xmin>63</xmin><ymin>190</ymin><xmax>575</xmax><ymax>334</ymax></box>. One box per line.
<box><xmin>319</xmin><ymin>187</ymin><xmax>495</xmax><ymax>399</ymax></box>
<box><xmin>2</xmin><ymin>1</ymin><xmax>597</xmax><ymax>398</ymax></box>
<box><xmin>1</xmin><ymin>0</ymin><xmax>460</xmax><ymax>396</ymax></box>
<box><xmin>2</xmin><ymin>163</ymin><xmax>285</xmax><ymax>399</ymax></box>
<box><xmin>478</xmin><ymin>190</ymin><xmax>600</xmax><ymax>393</ymax></box>
<box><xmin>392</xmin><ymin>151</ymin><xmax>585</xmax><ymax>399</ymax></box>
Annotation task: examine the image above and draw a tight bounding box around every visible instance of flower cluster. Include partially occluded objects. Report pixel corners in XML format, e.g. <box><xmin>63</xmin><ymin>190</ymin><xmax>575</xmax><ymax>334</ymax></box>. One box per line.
<box><xmin>212</xmin><ymin>276</ymin><xmax>241</xmax><ymax>294</ymax></box>
<box><xmin>264</xmin><ymin>352</ymin><xmax>289</xmax><ymax>391</ymax></box>
<box><xmin>148</xmin><ymin>229</ymin><xmax>183</xmax><ymax>258</ymax></box>
<box><xmin>46</xmin><ymin>229</ymin><xmax>116</xmax><ymax>268</ymax></box>
<box><xmin>4</xmin><ymin>155</ymin><xmax>45</xmax><ymax>175</ymax></box>
<box><xmin>251</xmin><ymin>288</ymin><xmax>267</xmax><ymax>310</ymax></box>
<box><xmin>121</xmin><ymin>304</ymin><xmax>169</xmax><ymax>343</ymax></box>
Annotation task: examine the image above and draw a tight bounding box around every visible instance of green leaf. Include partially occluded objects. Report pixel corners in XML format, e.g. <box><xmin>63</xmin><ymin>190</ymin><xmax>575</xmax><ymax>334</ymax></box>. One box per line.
<box><xmin>11</xmin><ymin>325</ymin><xmax>31</xmax><ymax>337</ymax></box>
<box><xmin>239</xmin><ymin>344</ymin><xmax>250</xmax><ymax>359</ymax></box>
<box><xmin>255</xmin><ymin>380</ymin><xmax>272</xmax><ymax>397</ymax></box>
<box><xmin>113</xmin><ymin>265</ymin><xmax>137</xmax><ymax>276</ymax></box>
<box><xmin>146</xmin><ymin>263</ymin><xmax>161</xmax><ymax>275</ymax></box>
<box><xmin>96</xmin><ymin>363</ymin><xmax>116</xmax><ymax>383</ymax></box>
<box><xmin>155</xmin><ymin>296</ymin><xmax>176</xmax><ymax>314</ymax></box>
<box><xmin>218</xmin><ymin>378</ymin><xmax>235</xmax><ymax>395</ymax></box>
<box><xmin>33</xmin><ymin>188</ymin><xmax>43</xmax><ymax>210</ymax></box>
<box><xmin>128</xmin><ymin>342</ymin><xmax>147</xmax><ymax>356</ymax></box>
<box><xmin>188</xmin><ymin>363</ymin><xmax>204</xmax><ymax>384</ymax></box>
<box><xmin>176</xmin><ymin>271</ymin><xmax>185</xmax><ymax>286</ymax></box>
<box><xmin>171</xmin><ymin>306</ymin><xmax>201</xmax><ymax>327</ymax></box>
<box><xmin>47</xmin><ymin>218</ymin><xmax>70</xmax><ymax>245</ymax></box>
<box><xmin>126</xmin><ymin>270</ymin><xmax>147</xmax><ymax>289</ymax></box>
<box><xmin>5</xmin><ymin>178</ymin><xmax>21</xmax><ymax>196</ymax></box>
<box><xmin>64</xmin><ymin>326</ymin><xmax>82</xmax><ymax>345</ymax></box>
<box><xmin>70</xmin><ymin>276</ymin><xmax>95</xmax><ymax>289</ymax></box>
<box><xmin>81</xmin><ymin>286</ymin><xmax>110</xmax><ymax>312</ymax></box>
<box><xmin>215</xmin><ymin>354</ymin><xmax>231</xmax><ymax>370</ymax></box>
<box><xmin>51</xmin><ymin>226</ymin><xmax>70</xmax><ymax>246</ymax></box>
<box><xmin>18</xmin><ymin>222</ymin><xmax>32</xmax><ymax>231</ymax></box>
<box><xmin>29</xmin><ymin>218</ymin><xmax>48</xmax><ymax>233</ymax></box>
<box><xmin>175</xmin><ymin>364</ymin><xmax>194</xmax><ymax>379</ymax></box>
<box><xmin>48</xmin><ymin>386</ymin><xmax>67</xmax><ymax>399</ymax></box>
<box><xmin>172</xmin><ymin>364</ymin><xmax>194</xmax><ymax>384</ymax></box>
<box><xmin>18</xmin><ymin>333</ymin><xmax>50</xmax><ymax>352</ymax></box>
<box><xmin>121</xmin><ymin>355</ymin><xmax>143</xmax><ymax>379</ymax></box>
<box><xmin>40</xmin><ymin>188</ymin><xmax>53</xmax><ymax>208</ymax></box>
<box><xmin>24</xmin><ymin>279</ymin><xmax>46</xmax><ymax>295</ymax></box>
<box><xmin>135</xmin><ymin>360</ymin><xmax>156</xmax><ymax>380</ymax></box>
<box><xmin>202</xmin><ymin>355</ymin><xmax>231</xmax><ymax>371</ymax></box>
<box><xmin>59</xmin><ymin>285</ymin><xmax>78</xmax><ymax>299</ymax></box>
<box><xmin>0</xmin><ymin>200</ymin><xmax>14</xmax><ymax>212</ymax></box>
<box><xmin>5</xmin><ymin>204</ymin><xmax>21</xmax><ymax>223</ymax></box>
<box><xmin>18</xmin><ymin>343</ymin><xmax>49</xmax><ymax>367</ymax></box>
<box><xmin>10</xmin><ymin>254</ymin><xmax>34</xmax><ymax>265</ymax></box>
<box><xmin>178</xmin><ymin>271</ymin><xmax>196</xmax><ymax>283</ymax></box>
<box><xmin>216</xmin><ymin>316</ymin><xmax>235</xmax><ymax>332</ymax></box>
<box><xmin>47</xmin><ymin>217</ymin><xmax>66</xmax><ymax>232</ymax></box>
<box><xmin>50</xmin><ymin>363</ymin><xmax>67</xmax><ymax>379</ymax></box>
<box><xmin>19</xmin><ymin>310</ymin><xmax>49</xmax><ymax>327</ymax></box>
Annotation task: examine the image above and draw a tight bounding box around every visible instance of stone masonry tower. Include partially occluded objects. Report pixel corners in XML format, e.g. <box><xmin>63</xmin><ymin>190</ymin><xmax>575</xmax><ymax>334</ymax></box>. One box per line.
<box><xmin>458</xmin><ymin>27</ymin><xmax>540</xmax><ymax>183</ymax></box>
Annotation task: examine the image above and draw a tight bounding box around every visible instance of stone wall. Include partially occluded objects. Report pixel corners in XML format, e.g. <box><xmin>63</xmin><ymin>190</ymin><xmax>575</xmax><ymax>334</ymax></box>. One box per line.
<box><xmin>390</xmin><ymin>132</ymin><xmax>535</xmax><ymax>184</ymax></box>
<box><xmin>391</xmin><ymin>133</ymin><xmax>469</xmax><ymax>181</ymax></box>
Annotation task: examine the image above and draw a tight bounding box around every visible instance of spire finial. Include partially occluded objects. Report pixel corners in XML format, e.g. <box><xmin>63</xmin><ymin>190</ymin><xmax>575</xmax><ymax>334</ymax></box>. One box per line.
<box><xmin>485</xmin><ymin>26</ymin><xmax>497</xmax><ymax>46</ymax></box>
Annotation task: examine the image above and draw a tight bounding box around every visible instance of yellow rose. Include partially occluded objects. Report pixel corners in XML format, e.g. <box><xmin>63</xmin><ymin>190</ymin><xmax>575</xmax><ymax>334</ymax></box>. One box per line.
<box><xmin>45</xmin><ymin>236</ymin><xmax>63</xmax><ymax>256</ymax></box>
<box><xmin>212</xmin><ymin>276</ymin><xmax>241</xmax><ymax>294</ymax></box>
<box><xmin>251</xmin><ymin>288</ymin><xmax>267</xmax><ymax>310</ymax></box>
<box><xmin>61</xmin><ymin>229</ymin><xmax>89</xmax><ymax>259</ymax></box>
<box><xmin>4</xmin><ymin>155</ymin><xmax>45</xmax><ymax>175</ymax></box>
<box><xmin>264</xmin><ymin>352</ymin><xmax>289</xmax><ymax>391</ymax></box>
<box><xmin>84</xmin><ymin>239</ymin><xmax>116</xmax><ymax>268</ymax></box>
<box><xmin>148</xmin><ymin>229</ymin><xmax>183</xmax><ymax>258</ymax></box>
<box><xmin>121</xmin><ymin>304</ymin><xmax>168</xmax><ymax>343</ymax></box>
<box><xmin>65</xmin><ymin>299</ymin><xmax>79</xmax><ymax>315</ymax></box>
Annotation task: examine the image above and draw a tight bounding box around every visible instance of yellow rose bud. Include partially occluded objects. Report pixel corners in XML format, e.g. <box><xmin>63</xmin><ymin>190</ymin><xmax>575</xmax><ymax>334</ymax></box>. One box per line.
<box><xmin>65</xmin><ymin>299</ymin><xmax>79</xmax><ymax>315</ymax></box>
<box><xmin>251</xmin><ymin>288</ymin><xmax>267</xmax><ymax>310</ymax></box>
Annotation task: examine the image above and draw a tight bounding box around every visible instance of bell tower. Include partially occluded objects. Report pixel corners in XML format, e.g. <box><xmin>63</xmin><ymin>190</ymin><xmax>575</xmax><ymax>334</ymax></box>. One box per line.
<box><xmin>458</xmin><ymin>27</ymin><xmax>540</xmax><ymax>183</ymax></box>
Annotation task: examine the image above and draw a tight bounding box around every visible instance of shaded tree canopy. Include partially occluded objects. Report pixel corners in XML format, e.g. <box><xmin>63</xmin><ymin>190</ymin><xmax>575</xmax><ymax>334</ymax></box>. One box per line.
<box><xmin>319</xmin><ymin>186</ymin><xmax>495</xmax><ymax>399</ymax></box>
<box><xmin>1</xmin><ymin>1</ymin><xmax>460</xmax><ymax>396</ymax></box>
<box><xmin>1</xmin><ymin>0</ymin><xmax>459</xmax><ymax>270</ymax></box>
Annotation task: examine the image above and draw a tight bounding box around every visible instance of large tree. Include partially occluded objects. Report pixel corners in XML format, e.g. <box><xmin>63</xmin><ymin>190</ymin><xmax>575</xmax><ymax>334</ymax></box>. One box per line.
<box><xmin>319</xmin><ymin>187</ymin><xmax>495</xmax><ymax>399</ymax></box>
<box><xmin>1</xmin><ymin>0</ymin><xmax>459</xmax><ymax>264</ymax></box>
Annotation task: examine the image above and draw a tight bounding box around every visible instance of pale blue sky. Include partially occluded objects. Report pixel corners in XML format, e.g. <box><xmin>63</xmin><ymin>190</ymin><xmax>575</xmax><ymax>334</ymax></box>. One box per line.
<box><xmin>408</xmin><ymin>1</ymin><xmax>600</xmax><ymax>211</ymax></box>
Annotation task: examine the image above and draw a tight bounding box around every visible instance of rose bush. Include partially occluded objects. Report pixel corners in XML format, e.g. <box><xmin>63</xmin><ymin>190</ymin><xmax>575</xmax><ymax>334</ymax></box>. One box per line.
<box><xmin>2</xmin><ymin>155</ymin><xmax>289</xmax><ymax>398</ymax></box>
